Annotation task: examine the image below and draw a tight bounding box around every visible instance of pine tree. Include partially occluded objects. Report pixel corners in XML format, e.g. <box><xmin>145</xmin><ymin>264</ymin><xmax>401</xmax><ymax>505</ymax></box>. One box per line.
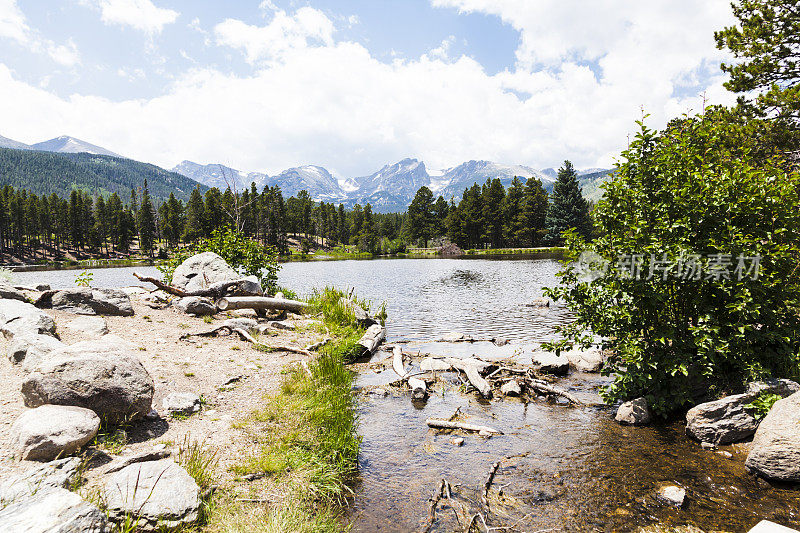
<box><xmin>502</xmin><ymin>177</ymin><xmax>525</xmax><ymax>247</ymax></box>
<box><xmin>137</xmin><ymin>180</ymin><xmax>156</xmax><ymax>256</ymax></box>
<box><xmin>520</xmin><ymin>177</ymin><xmax>548</xmax><ymax>246</ymax></box>
<box><xmin>183</xmin><ymin>188</ymin><xmax>205</xmax><ymax>243</ymax></box>
<box><xmin>544</xmin><ymin>160</ymin><xmax>591</xmax><ymax>245</ymax></box>
<box><xmin>481</xmin><ymin>178</ymin><xmax>505</xmax><ymax>248</ymax></box>
<box><xmin>405</xmin><ymin>186</ymin><xmax>434</xmax><ymax>247</ymax></box>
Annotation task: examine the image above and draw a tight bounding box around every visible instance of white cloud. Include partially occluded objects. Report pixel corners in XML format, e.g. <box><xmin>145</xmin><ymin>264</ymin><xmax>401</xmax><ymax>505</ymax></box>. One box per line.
<box><xmin>214</xmin><ymin>7</ymin><xmax>334</xmax><ymax>64</ymax></box>
<box><xmin>0</xmin><ymin>1</ymin><xmax>740</xmax><ymax>177</ymax></box>
<box><xmin>96</xmin><ymin>0</ymin><xmax>179</xmax><ymax>33</ymax></box>
<box><xmin>426</xmin><ymin>35</ymin><xmax>456</xmax><ymax>61</ymax></box>
<box><xmin>0</xmin><ymin>0</ymin><xmax>80</xmax><ymax>66</ymax></box>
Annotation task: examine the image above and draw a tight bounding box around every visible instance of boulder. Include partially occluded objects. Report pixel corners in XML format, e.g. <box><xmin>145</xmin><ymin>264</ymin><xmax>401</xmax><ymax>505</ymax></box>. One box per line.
<box><xmin>11</xmin><ymin>405</ymin><xmax>100</xmax><ymax>461</ymax></box>
<box><xmin>172</xmin><ymin>252</ymin><xmax>238</xmax><ymax>293</ymax></box>
<box><xmin>21</xmin><ymin>340</ymin><xmax>154</xmax><ymax>423</ymax></box>
<box><xmin>0</xmin><ymin>299</ymin><xmax>57</xmax><ymax>339</ymax></box>
<box><xmin>64</xmin><ymin>316</ymin><xmax>109</xmax><ymax>336</ymax></box>
<box><xmin>0</xmin><ymin>457</ymin><xmax>82</xmax><ymax>504</ymax></box>
<box><xmin>223</xmin><ymin>318</ymin><xmax>258</xmax><ymax>333</ymax></box>
<box><xmin>46</xmin><ymin>288</ymin><xmax>133</xmax><ymax>316</ymax></box>
<box><xmin>745</xmin><ymin>391</ymin><xmax>800</xmax><ymax>481</ymax></box>
<box><xmin>162</xmin><ymin>392</ymin><xmax>202</xmax><ymax>417</ymax></box>
<box><xmin>0</xmin><ymin>281</ymin><xmax>27</xmax><ymax>302</ymax></box>
<box><xmin>562</xmin><ymin>346</ymin><xmax>605</xmax><ymax>372</ymax></box>
<box><xmin>615</xmin><ymin>397</ymin><xmax>652</xmax><ymax>425</ymax></box>
<box><xmin>103</xmin><ymin>459</ymin><xmax>200</xmax><ymax>531</ymax></box>
<box><xmin>7</xmin><ymin>333</ymin><xmax>65</xmax><ymax>369</ymax></box>
<box><xmin>531</xmin><ymin>351</ymin><xmax>569</xmax><ymax>376</ymax></box>
<box><xmin>501</xmin><ymin>380</ymin><xmax>522</xmax><ymax>397</ymax></box>
<box><xmin>175</xmin><ymin>296</ymin><xmax>216</xmax><ymax>316</ymax></box>
<box><xmin>0</xmin><ymin>487</ymin><xmax>107</xmax><ymax>533</ymax></box>
<box><xmin>231</xmin><ymin>275</ymin><xmax>263</xmax><ymax>296</ymax></box>
<box><xmin>104</xmin><ymin>448</ymin><xmax>171</xmax><ymax>474</ymax></box>
<box><xmin>686</xmin><ymin>379</ymin><xmax>800</xmax><ymax>444</ymax></box>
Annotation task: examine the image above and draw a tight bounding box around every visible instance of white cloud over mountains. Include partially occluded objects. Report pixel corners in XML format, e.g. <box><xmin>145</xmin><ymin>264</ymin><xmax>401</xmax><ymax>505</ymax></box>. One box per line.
<box><xmin>0</xmin><ymin>1</ymin><xmax>738</xmax><ymax>178</ymax></box>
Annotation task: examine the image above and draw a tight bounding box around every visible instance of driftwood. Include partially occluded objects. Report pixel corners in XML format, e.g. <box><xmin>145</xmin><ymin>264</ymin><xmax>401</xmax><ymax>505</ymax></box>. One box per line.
<box><xmin>481</xmin><ymin>460</ymin><xmax>501</xmax><ymax>508</ymax></box>
<box><xmin>421</xmin><ymin>479</ymin><xmax>447</xmax><ymax>533</ymax></box>
<box><xmin>393</xmin><ymin>346</ymin><xmax>408</xmax><ymax>378</ymax></box>
<box><xmin>217</xmin><ymin>296</ymin><xmax>308</xmax><ymax>314</ymax></box>
<box><xmin>133</xmin><ymin>273</ymin><xmax>259</xmax><ymax>299</ymax></box>
<box><xmin>426</xmin><ymin>418</ymin><xmax>503</xmax><ymax>435</ymax></box>
<box><xmin>180</xmin><ymin>325</ymin><xmax>312</xmax><ymax>356</ymax></box>
<box><xmin>408</xmin><ymin>376</ymin><xmax>428</xmax><ymax>401</ymax></box>
<box><xmin>358</xmin><ymin>324</ymin><xmax>386</xmax><ymax>356</ymax></box>
<box><xmin>446</xmin><ymin>358</ymin><xmax>493</xmax><ymax>398</ymax></box>
<box><xmin>304</xmin><ymin>337</ymin><xmax>331</xmax><ymax>352</ymax></box>
<box><xmin>525</xmin><ymin>378</ymin><xmax>583</xmax><ymax>405</ymax></box>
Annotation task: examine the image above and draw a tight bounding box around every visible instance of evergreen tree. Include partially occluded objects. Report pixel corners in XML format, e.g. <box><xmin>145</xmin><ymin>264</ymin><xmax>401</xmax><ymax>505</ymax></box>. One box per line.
<box><xmin>137</xmin><ymin>180</ymin><xmax>156</xmax><ymax>256</ymax></box>
<box><xmin>520</xmin><ymin>177</ymin><xmax>549</xmax><ymax>246</ymax></box>
<box><xmin>544</xmin><ymin>161</ymin><xmax>591</xmax><ymax>244</ymax></box>
<box><xmin>183</xmin><ymin>188</ymin><xmax>205</xmax><ymax>242</ymax></box>
<box><xmin>481</xmin><ymin>178</ymin><xmax>505</xmax><ymax>248</ymax></box>
<box><xmin>502</xmin><ymin>177</ymin><xmax>525</xmax><ymax>247</ymax></box>
<box><xmin>405</xmin><ymin>186</ymin><xmax>435</xmax><ymax>247</ymax></box>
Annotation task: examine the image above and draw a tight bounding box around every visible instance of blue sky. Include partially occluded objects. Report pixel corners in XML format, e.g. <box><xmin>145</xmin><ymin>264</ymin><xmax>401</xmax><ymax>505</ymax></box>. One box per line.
<box><xmin>0</xmin><ymin>0</ymin><xmax>736</xmax><ymax>177</ymax></box>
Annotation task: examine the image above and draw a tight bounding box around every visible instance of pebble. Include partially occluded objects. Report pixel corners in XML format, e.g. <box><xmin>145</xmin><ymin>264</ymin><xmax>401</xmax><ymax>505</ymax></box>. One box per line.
<box><xmin>701</xmin><ymin>441</ymin><xmax>716</xmax><ymax>450</ymax></box>
<box><xmin>717</xmin><ymin>450</ymin><xmax>733</xmax><ymax>459</ymax></box>
<box><xmin>451</xmin><ymin>437</ymin><xmax>464</xmax><ymax>446</ymax></box>
<box><xmin>478</xmin><ymin>429</ymin><xmax>492</xmax><ymax>438</ymax></box>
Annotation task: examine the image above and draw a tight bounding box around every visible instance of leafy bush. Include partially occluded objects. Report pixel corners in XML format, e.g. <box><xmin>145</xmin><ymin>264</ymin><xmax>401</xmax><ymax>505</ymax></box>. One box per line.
<box><xmin>545</xmin><ymin>109</ymin><xmax>800</xmax><ymax>416</ymax></box>
<box><xmin>158</xmin><ymin>228</ymin><xmax>280</xmax><ymax>293</ymax></box>
<box><xmin>744</xmin><ymin>392</ymin><xmax>782</xmax><ymax>420</ymax></box>
<box><xmin>74</xmin><ymin>270</ymin><xmax>93</xmax><ymax>287</ymax></box>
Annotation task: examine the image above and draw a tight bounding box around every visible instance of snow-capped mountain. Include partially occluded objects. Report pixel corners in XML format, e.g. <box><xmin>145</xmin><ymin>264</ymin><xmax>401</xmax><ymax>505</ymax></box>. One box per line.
<box><xmin>172</xmin><ymin>157</ymin><xmax>609</xmax><ymax>212</ymax></box>
<box><xmin>171</xmin><ymin>160</ymin><xmax>265</xmax><ymax>192</ymax></box>
<box><xmin>265</xmin><ymin>165</ymin><xmax>343</xmax><ymax>200</ymax></box>
<box><xmin>0</xmin><ymin>134</ymin><xmax>32</xmax><ymax>150</ymax></box>
<box><xmin>30</xmin><ymin>136</ymin><xmax>122</xmax><ymax>157</ymax></box>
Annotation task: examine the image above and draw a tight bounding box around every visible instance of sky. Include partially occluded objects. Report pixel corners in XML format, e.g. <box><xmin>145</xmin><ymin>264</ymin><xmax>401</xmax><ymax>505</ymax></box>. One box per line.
<box><xmin>0</xmin><ymin>0</ymin><xmax>738</xmax><ymax>178</ymax></box>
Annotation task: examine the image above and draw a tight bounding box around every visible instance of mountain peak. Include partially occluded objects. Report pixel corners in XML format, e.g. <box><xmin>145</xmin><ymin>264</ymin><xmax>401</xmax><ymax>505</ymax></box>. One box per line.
<box><xmin>31</xmin><ymin>136</ymin><xmax>122</xmax><ymax>158</ymax></box>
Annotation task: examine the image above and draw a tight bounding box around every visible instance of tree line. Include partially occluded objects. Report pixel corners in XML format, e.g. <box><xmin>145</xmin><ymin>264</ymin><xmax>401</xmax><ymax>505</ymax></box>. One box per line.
<box><xmin>0</xmin><ymin>160</ymin><xmax>593</xmax><ymax>260</ymax></box>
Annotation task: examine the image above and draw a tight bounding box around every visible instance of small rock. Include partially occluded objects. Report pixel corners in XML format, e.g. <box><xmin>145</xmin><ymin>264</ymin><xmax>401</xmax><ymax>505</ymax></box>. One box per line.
<box><xmin>103</xmin><ymin>459</ymin><xmax>200</xmax><ymax>531</ymax></box>
<box><xmin>367</xmin><ymin>388</ymin><xmax>388</xmax><ymax>398</ymax></box>
<box><xmin>64</xmin><ymin>316</ymin><xmax>108</xmax><ymax>336</ymax></box>
<box><xmin>527</xmin><ymin>297</ymin><xmax>550</xmax><ymax>307</ymax></box>
<box><xmin>717</xmin><ymin>450</ymin><xmax>733</xmax><ymax>459</ymax></box>
<box><xmin>219</xmin><ymin>375</ymin><xmax>243</xmax><ymax>389</ymax></box>
<box><xmin>493</xmin><ymin>337</ymin><xmax>509</xmax><ymax>346</ymax></box>
<box><xmin>162</xmin><ymin>392</ymin><xmax>202</xmax><ymax>417</ymax></box>
<box><xmin>501</xmin><ymin>380</ymin><xmax>522</xmax><ymax>397</ymax></box>
<box><xmin>268</xmin><ymin>320</ymin><xmax>295</xmax><ymax>331</ymax></box>
<box><xmin>441</xmin><ymin>331</ymin><xmax>467</xmax><ymax>342</ymax></box>
<box><xmin>655</xmin><ymin>483</ymin><xmax>686</xmax><ymax>507</ymax></box>
<box><xmin>531</xmin><ymin>351</ymin><xmax>569</xmax><ymax>376</ymax></box>
<box><xmin>615</xmin><ymin>397</ymin><xmax>652</xmax><ymax>426</ymax></box>
<box><xmin>11</xmin><ymin>405</ymin><xmax>100</xmax><ymax>461</ymax></box>
<box><xmin>701</xmin><ymin>441</ymin><xmax>716</xmax><ymax>450</ymax></box>
<box><xmin>223</xmin><ymin>318</ymin><xmax>258</xmax><ymax>333</ymax></box>
<box><xmin>176</xmin><ymin>296</ymin><xmax>216</xmax><ymax>316</ymax></box>
<box><xmin>451</xmin><ymin>437</ymin><xmax>464</xmax><ymax>446</ymax></box>
<box><xmin>478</xmin><ymin>429</ymin><xmax>493</xmax><ymax>438</ymax></box>
<box><xmin>562</xmin><ymin>346</ymin><xmax>605</xmax><ymax>372</ymax></box>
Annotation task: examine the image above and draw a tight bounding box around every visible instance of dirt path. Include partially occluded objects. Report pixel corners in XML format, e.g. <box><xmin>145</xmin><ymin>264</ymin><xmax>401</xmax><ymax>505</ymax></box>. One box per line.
<box><xmin>0</xmin><ymin>290</ymin><xmax>326</xmax><ymax>487</ymax></box>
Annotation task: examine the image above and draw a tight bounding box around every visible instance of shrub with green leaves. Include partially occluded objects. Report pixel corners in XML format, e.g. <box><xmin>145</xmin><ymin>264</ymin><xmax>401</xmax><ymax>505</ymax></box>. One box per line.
<box><xmin>159</xmin><ymin>227</ymin><xmax>280</xmax><ymax>293</ymax></box>
<box><xmin>744</xmin><ymin>392</ymin><xmax>782</xmax><ymax>420</ymax></box>
<box><xmin>545</xmin><ymin>108</ymin><xmax>800</xmax><ymax>416</ymax></box>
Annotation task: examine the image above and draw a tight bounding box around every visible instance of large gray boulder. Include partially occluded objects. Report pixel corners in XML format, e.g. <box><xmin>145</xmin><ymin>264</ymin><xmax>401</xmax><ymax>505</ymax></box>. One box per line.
<box><xmin>103</xmin><ymin>459</ymin><xmax>200</xmax><ymax>531</ymax></box>
<box><xmin>0</xmin><ymin>457</ymin><xmax>82</xmax><ymax>504</ymax></box>
<box><xmin>615</xmin><ymin>397</ymin><xmax>652</xmax><ymax>425</ymax></box>
<box><xmin>7</xmin><ymin>333</ymin><xmax>65</xmax><ymax>370</ymax></box>
<box><xmin>21</xmin><ymin>340</ymin><xmax>154</xmax><ymax>423</ymax></box>
<box><xmin>11</xmin><ymin>405</ymin><xmax>100</xmax><ymax>461</ymax></box>
<box><xmin>531</xmin><ymin>351</ymin><xmax>569</xmax><ymax>376</ymax></box>
<box><xmin>745</xmin><ymin>391</ymin><xmax>800</xmax><ymax>481</ymax></box>
<box><xmin>44</xmin><ymin>288</ymin><xmax>133</xmax><ymax>316</ymax></box>
<box><xmin>686</xmin><ymin>379</ymin><xmax>800</xmax><ymax>444</ymax></box>
<box><xmin>0</xmin><ymin>299</ymin><xmax>57</xmax><ymax>339</ymax></box>
<box><xmin>175</xmin><ymin>296</ymin><xmax>216</xmax><ymax>316</ymax></box>
<box><xmin>0</xmin><ymin>487</ymin><xmax>107</xmax><ymax>533</ymax></box>
<box><xmin>0</xmin><ymin>281</ymin><xmax>27</xmax><ymax>302</ymax></box>
<box><xmin>172</xmin><ymin>252</ymin><xmax>238</xmax><ymax>293</ymax></box>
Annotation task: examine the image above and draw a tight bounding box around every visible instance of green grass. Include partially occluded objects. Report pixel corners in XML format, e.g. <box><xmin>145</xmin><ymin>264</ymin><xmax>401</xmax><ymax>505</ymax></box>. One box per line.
<box><xmin>208</xmin><ymin>286</ymin><xmax>375</xmax><ymax>532</ymax></box>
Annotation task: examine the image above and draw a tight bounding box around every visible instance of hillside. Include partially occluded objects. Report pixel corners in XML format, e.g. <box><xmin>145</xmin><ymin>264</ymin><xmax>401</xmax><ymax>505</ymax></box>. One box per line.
<box><xmin>0</xmin><ymin>147</ymin><xmax>206</xmax><ymax>203</ymax></box>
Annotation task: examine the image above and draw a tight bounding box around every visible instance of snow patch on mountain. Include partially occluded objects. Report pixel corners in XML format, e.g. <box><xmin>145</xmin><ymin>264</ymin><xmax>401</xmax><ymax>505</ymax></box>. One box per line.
<box><xmin>31</xmin><ymin>136</ymin><xmax>122</xmax><ymax>158</ymax></box>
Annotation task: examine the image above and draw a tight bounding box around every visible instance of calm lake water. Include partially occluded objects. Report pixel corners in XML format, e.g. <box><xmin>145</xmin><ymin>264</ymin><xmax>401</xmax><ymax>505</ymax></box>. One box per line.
<box><xmin>15</xmin><ymin>258</ymin><xmax>800</xmax><ymax>532</ymax></box>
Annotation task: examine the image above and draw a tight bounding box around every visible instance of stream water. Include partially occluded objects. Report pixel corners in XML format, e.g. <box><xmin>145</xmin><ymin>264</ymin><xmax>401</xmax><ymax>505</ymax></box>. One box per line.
<box><xmin>15</xmin><ymin>258</ymin><xmax>800</xmax><ymax>532</ymax></box>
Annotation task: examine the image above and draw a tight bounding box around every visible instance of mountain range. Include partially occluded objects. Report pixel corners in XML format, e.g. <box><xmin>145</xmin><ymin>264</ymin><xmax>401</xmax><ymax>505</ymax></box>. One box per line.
<box><xmin>0</xmin><ymin>133</ymin><xmax>611</xmax><ymax>211</ymax></box>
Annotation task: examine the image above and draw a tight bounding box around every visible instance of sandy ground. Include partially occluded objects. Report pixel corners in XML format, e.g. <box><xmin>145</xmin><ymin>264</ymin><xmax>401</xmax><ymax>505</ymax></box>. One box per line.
<box><xmin>0</xmin><ymin>290</ymin><xmax>327</xmax><ymax>489</ymax></box>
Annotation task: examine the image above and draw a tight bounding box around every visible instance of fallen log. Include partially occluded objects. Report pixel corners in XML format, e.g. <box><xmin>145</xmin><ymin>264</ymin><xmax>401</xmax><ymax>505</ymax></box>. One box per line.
<box><xmin>426</xmin><ymin>418</ymin><xmax>503</xmax><ymax>435</ymax></box>
<box><xmin>526</xmin><ymin>378</ymin><xmax>584</xmax><ymax>405</ymax></box>
<box><xmin>393</xmin><ymin>346</ymin><xmax>408</xmax><ymax>378</ymax></box>
<box><xmin>446</xmin><ymin>358</ymin><xmax>493</xmax><ymax>398</ymax></box>
<box><xmin>217</xmin><ymin>296</ymin><xmax>309</xmax><ymax>314</ymax></box>
<box><xmin>133</xmin><ymin>273</ymin><xmax>259</xmax><ymax>299</ymax></box>
<box><xmin>358</xmin><ymin>324</ymin><xmax>386</xmax><ymax>356</ymax></box>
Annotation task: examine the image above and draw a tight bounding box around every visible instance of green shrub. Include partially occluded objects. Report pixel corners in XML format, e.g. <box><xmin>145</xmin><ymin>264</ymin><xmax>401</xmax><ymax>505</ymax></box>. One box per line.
<box><xmin>744</xmin><ymin>392</ymin><xmax>782</xmax><ymax>419</ymax></box>
<box><xmin>545</xmin><ymin>109</ymin><xmax>800</xmax><ymax>416</ymax></box>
